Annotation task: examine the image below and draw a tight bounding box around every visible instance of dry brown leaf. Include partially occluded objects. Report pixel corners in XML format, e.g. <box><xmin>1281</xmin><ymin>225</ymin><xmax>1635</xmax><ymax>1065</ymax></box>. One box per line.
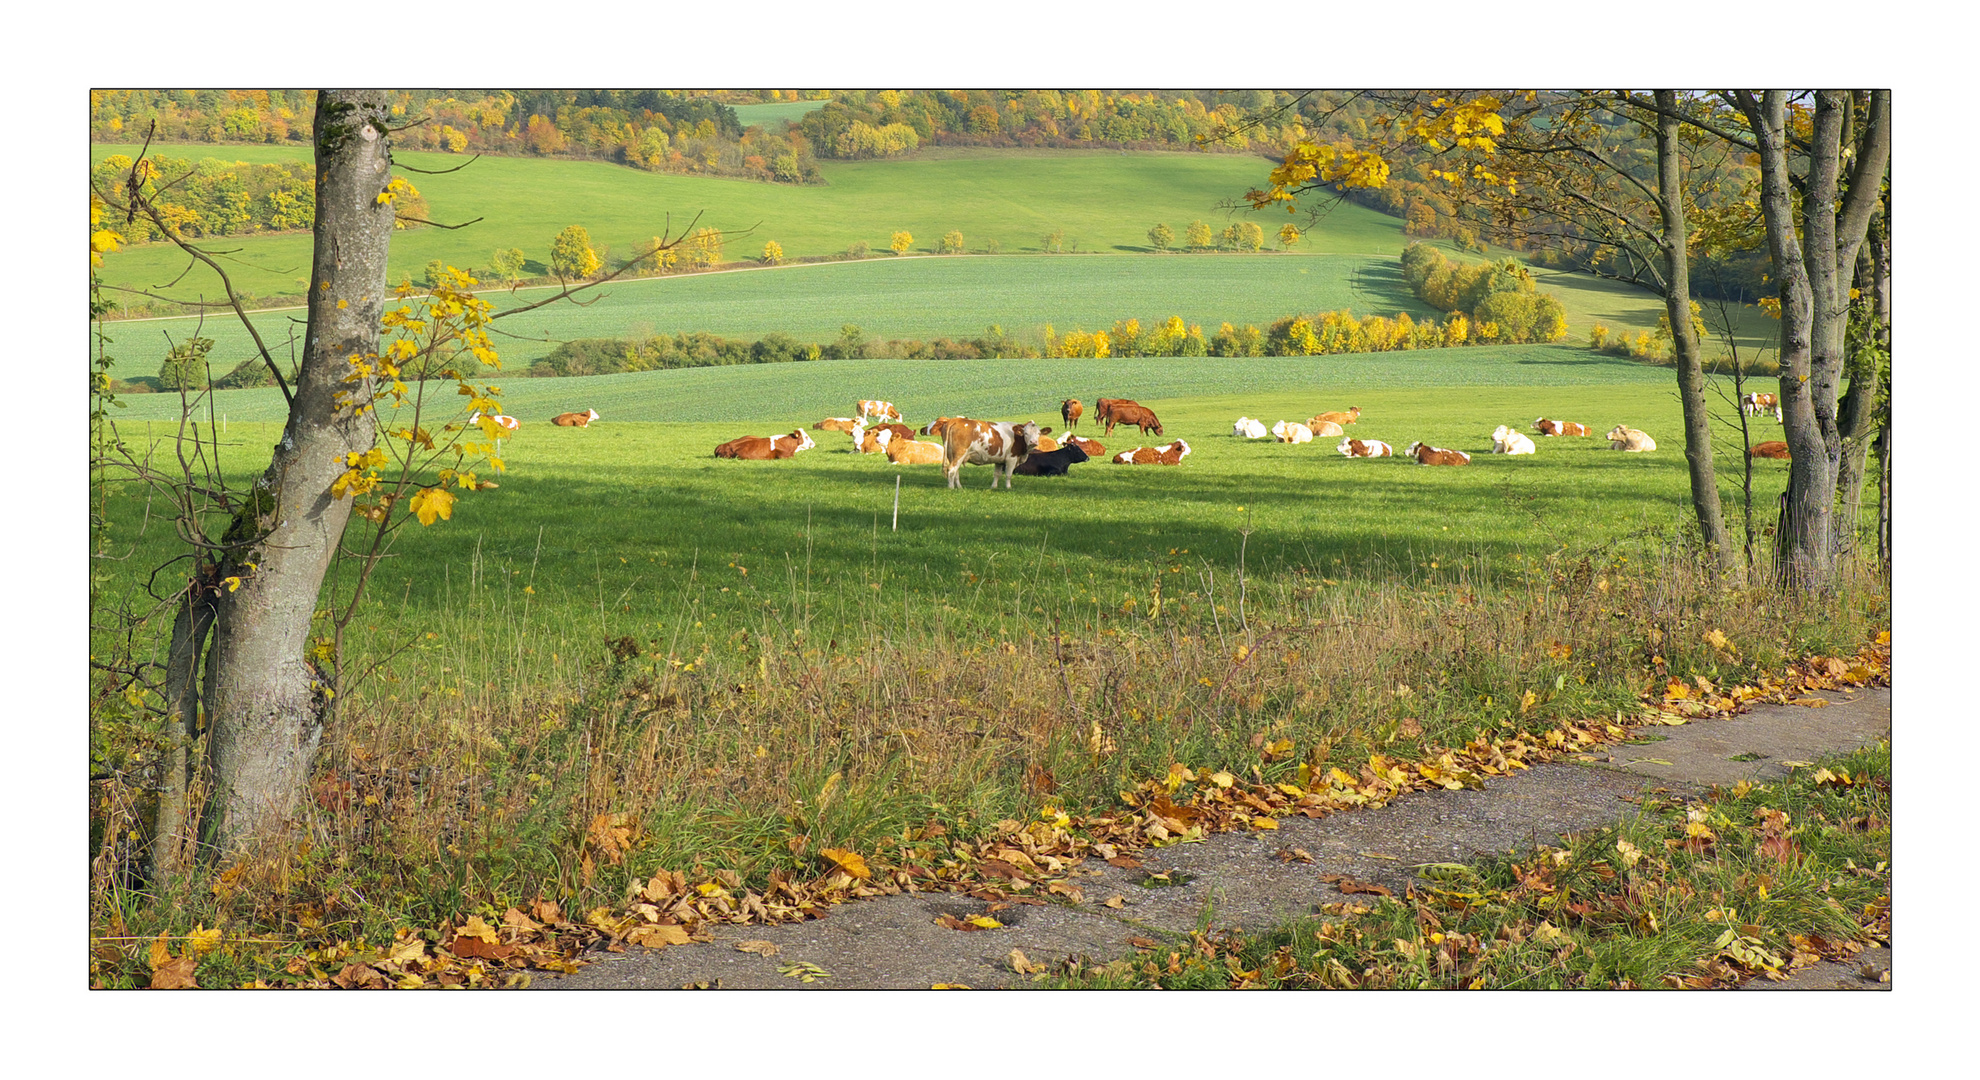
<box><xmin>1102</xmin><ymin>895</ymin><xmax>1126</xmax><ymax>909</ymax></box>
<box><xmin>1008</xmin><ymin>948</ymin><xmax>1048</xmax><ymax>975</ymax></box>
<box><xmin>149</xmin><ymin>955</ymin><xmax>199</xmax><ymax>990</ymax></box>
<box><xmin>734</xmin><ymin>939</ymin><xmax>780</xmax><ymax>956</ymax></box>
<box><xmin>1321</xmin><ymin>873</ymin><xmax>1394</xmax><ymax>897</ymax></box>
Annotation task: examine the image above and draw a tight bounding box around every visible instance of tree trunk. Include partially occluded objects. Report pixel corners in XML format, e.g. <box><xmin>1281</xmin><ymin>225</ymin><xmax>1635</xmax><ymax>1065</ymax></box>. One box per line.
<box><xmin>1736</xmin><ymin>89</ymin><xmax>1890</xmax><ymax>594</ymax></box>
<box><xmin>153</xmin><ymin>577</ymin><xmax>217</xmax><ymax>884</ymax></box>
<box><xmin>1876</xmin><ymin>423</ymin><xmax>1891</xmax><ymax>570</ymax></box>
<box><xmin>202</xmin><ymin>91</ymin><xmax>395</xmax><ymax>855</ymax></box>
<box><xmin>1834</xmin><ymin>228</ymin><xmax>1888</xmax><ymax>564</ymax></box>
<box><xmin>1653</xmin><ymin>90</ymin><xmax>1739</xmax><ymax>579</ymax></box>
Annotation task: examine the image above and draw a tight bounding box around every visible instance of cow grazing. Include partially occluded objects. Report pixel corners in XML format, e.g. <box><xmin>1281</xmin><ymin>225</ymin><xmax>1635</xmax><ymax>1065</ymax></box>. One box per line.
<box><xmin>1741</xmin><ymin>392</ymin><xmax>1782</xmax><ymax>421</ymax></box>
<box><xmin>1067</xmin><ymin>436</ymin><xmax>1106</xmax><ymax>459</ymax></box>
<box><xmin>1104</xmin><ymin>403</ymin><xmax>1164</xmax><ymax>437</ymax></box>
<box><xmin>1092</xmin><ymin>398</ymin><xmax>1132</xmax><ymax>426</ymax></box>
<box><xmin>858</xmin><ymin>400</ymin><xmax>901</xmax><ymax>422</ymax></box>
<box><xmin>1748</xmin><ymin>440</ymin><xmax>1791</xmax><ymax>460</ymax></box>
<box><xmin>1306</xmin><ymin>418</ymin><xmax>1344</xmax><ymax>438</ymax></box>
<box><xmin>1337</xmin><ymin>437</ymin><xmax>1393</xmax><ymax>458</ymax></box>
<box><xmin>715</xmin><ymin>429</ymin><xmax>815</xmax><ymax>460</ymax></box>
<box><xmin>1312</xmin><ymin>406</ymin><xmax>1361</xmax><ymax>427</ymax></box>
<box><xmin>813</xmin><ymin>417</ymin><xmax>861</xmax><ymax>433</ymax></box>
<box><xmin>1013</xmin><ymin>441</ymin><xmax>1091</xmax><ymax>476</ymax></box>
<box><xmin>1607</xmin><ymin>425</ymin><xmax>1657</xmax><ymax>452</ymax></box>
<box><xmin>1533</xmin><ymin>417</ymin><xmax>1592</xmax><ymax>437</ymax></box>
<box><xmin>469</xmin><ymin>411</ymin><xmax>520</xmax><ymax>431</ymax></box>
<box><xmin>1405</xmin><ymin>441</ymin><xmax>1470</xmax><ymax>466</ymax></box>
<box><xmin>941</xmin><ymin>418</ymin><xmax>1040</xmax><ymax>489</ymax></box>
<box><xmin>885</xmin><ymin>437</ymin><xmax>946</xmax><ymax>465</ymax></box>
<box><xmin>1061</xmin><ymin>399</ymin><xmax>1084</xmax><ymax>432</ymax></box>
<box><xmin>1233</xmin><ymin>416</ymin><xmax>1267</xmax><ymax>439</ymax></box>
<box><xmin>1491</xmin><ymin>425</ymin><xmax>1537</xmax><ymax>455</ymax></box>
<box><xmin>551</xmin><ymin>409</ymin><xmax>600</xmax><ymax>427</ymax></box>
<box><xmin>1271</xmin><ymin>420</ymin><xmax>1313</xmax><ymax>444</ymax></box>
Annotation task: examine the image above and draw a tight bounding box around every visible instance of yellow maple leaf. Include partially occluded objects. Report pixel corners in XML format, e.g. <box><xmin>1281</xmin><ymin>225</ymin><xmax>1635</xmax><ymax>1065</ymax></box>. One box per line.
<box><xmin>185</xmin><ymin>925</ymin><xmax>223</xmax><ymax>957</ymax></box>
<box><xmin>966</xmin><ymin>915</ymin><xmax>1003</xmax><ymax>930</ymax></box>
<box><xmin>409</xmin><ymin>486</ymin><xmax>456</xmax><ymax>526</ymax></box>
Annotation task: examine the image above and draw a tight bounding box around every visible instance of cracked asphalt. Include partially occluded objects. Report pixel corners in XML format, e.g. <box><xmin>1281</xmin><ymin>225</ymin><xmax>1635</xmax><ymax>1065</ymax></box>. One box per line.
<box><xmin>537</xmin><ymin>685</ymin><xmax>1891</xmax><ymax>990</ymax></box>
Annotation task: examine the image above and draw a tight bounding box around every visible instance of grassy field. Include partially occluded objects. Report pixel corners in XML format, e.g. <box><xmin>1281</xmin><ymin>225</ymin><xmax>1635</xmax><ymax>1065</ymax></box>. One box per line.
<box><xmin>89</xmin><ymin>141</ymin><xmax>1773</xmax><ymax>360</ymax></box>
<box><xmin>729</xmin><ymin>99</ymin><xmax>831</xmax><ymax>129</ymax></box>
<box><xmin>100</xmin><ymin>347</ymin><xmax>1799</xmax><ymax>681</ymax></box>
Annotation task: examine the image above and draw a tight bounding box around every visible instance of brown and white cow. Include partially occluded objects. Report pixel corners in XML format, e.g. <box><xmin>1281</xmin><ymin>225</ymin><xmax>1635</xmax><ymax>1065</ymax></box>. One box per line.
<box><xmin>1112</xmin><ymin>439</ymin><xmax>1191</xmax><ymax>465</ymax></box>
<box><xmin>1306</xmin><ymin>418</ymin><xmax>1344</xmax><ymax>438</ymax></box>
<box><xmin>1061</xmin><ymin>399</ymin><xmax>1084</xmax><ymax>432</ymax></box>
<box><xmin>1533</xmin><ymin>417</ymin><xmax>1591</xmax><ymax>437</ymax></box>
<box><xmin>941</xmin><ymin>418</ymin><xmax>1040</xmax><ymax>489</ymax></box>
<box><xmin>1104</xmin><ymin>403</ymin><xmax>1164</xmax><ymax>437</ymax></box>
<box><xmin>813</xmin><ymin>417</ymin><xmax>861</xmax><ymax>433</ymax></box>
<box><xmin>1747</xmin><ymin>440</ymin><xmax>1791</xmax><ymax>460</ymax></box>
<box><xmin>921</xmin><ymin>416</ymin><xmax>970</xmax><ymax>438</ymax></box>
<box><xmin>1404</xmin><ymin>441</ymin><xmax>1470</xmax><ymax>466</ymax></box>
<box><xmin>715</xmin><ymin>429</ymin><xmax>815</xmax><ymax>459</ymax></box>
<box><xmin>1337</xmin><ymin>437</ymin><xmax>1393</xmax><ymax>458</ymax></box>
<box><xmin>858</xmin><ymin>400</ymin><xmax>901</xmax><ymax>423</ymax></box>
<box><xmin>853</xmin><ymin>420</ymin><xmax>917</xmax><ymax>453</ymax></box>
<box><xmin>1312</xmin><ymin>406</ymin><xmax>1361</xmax><ymax>427</ymax></box>
<box><xmin>1067</xmin><ymin>436</ymin><xmax>1106</xmax><ymax>459</ymax></box>
<box><xmin>552</xmin><ymin>408</ymin><xmax>600</xmax><ymax>427</ymax></box>
<box><xmin>1741</xmin><ymin>392</ymin><xmax>1781</xmax><ymax>421</ymax></box>
<box><xmin>469</xmin><ymin>411</ymin><xmax>520</xmax><ymax>431</ymax></box>
<box><xmin>1607</xmin><ymin>425</ymin><xmax>1657</xmax><ymax>452</ymax></box>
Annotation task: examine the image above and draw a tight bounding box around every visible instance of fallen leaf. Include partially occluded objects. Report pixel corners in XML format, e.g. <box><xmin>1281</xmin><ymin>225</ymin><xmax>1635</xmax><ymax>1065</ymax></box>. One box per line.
<box><xmin>778</xmin><ymin>960</ymin><xmax>830</xmax><ymax>983</ymax></box>
<box><xmin>185</xmin><ymin>925</ymin><xmax>222</xmax><ymax>958</ymax></box>
<box><xmin>1008</xmin><ymin>948</ymin><xmax>1048</xmax><ymax>975</ymax></box>
<box><xmin>626</xmin><ymin>923</ymin><xmax>692</xmax><ymax>949</ymax></box>
<box><xmin>1276</xmin><ymin>847</ymin><xmax>1315</xmax><ymax>864</ymax></box>
<box><xmin>1789</xmin><ymin>697</ymin><xmax>1830</xmax><ymax>708</ymax></box>
<box><xmin>819</xmin><ymin>848</ymin><xmax>872</xmax><ymax>880</ymax></box>
<box><xmin>149</xmin><ymin>955</ymin><xmax>199</xmax><ymax>990</ymax></box>
<box><xmin>1249</xmin><ymin>816</ymin><xmax>1279</xmax><ymax>830</ymax></box>
<box><xmin>930</xmin><ymin>983</ymin><xmax>972</xmax><ymax>989</ymax></box>
<box><xmin>1321</xmin><ymin>874</ymin><xmax>1393</xmax><ymax>897</ymax></box>
<box><xmin>1127</xmin><ymin>936</ymin><xmax>1159</xmax><ymax>949</ymax></box>
<box><xmin>734</xmin><ymin>940</ymin><xmax>780</xmax><ymax>957</ymax></box>
<box><xmin>1102</xmin><ymin>895</ymin><xmax>1126</xmax><ymax>909</ymax></box>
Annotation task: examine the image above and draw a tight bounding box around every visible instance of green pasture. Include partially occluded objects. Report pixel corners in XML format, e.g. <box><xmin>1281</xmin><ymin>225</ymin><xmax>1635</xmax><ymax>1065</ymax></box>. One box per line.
<box><xmin>97</xmin><ymin>349</ymin><xmax>1797</xmax><ymax>694</ymax></box>
<box><xmin>729</xmin><ymin>99</ymin><xmax>830</xmax><ymax>129</ymax></box>
<box><xmin>89</xmin><ymin>141</ymin><xmax>1772</xmax><ymax>357</ymax></box>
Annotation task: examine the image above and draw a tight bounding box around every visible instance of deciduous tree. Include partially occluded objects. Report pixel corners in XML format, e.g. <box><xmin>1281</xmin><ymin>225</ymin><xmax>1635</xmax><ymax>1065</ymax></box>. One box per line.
<box><xmin>890</xmin><ymin>230</ymin><xmax>912</xmax><ymax>256</ymax></box>
<box><xmin>940</xmin><ymin>229</ymin><xmax>964</xmax><ymax>254</ymax></box>
<box><xmin>551</xmin><ymin>224</ymin><xmax>600</xmax><ymax>280</ymax></box>
<box><xmin>1184</xmin><ymin>220</ymin><xmax>1212</xmax><ymax>251</ymax></box>
<box><xmin>1148</xmin><ymin>222</ymin><xmax>1174</xmax><ymax>251</ymax></box>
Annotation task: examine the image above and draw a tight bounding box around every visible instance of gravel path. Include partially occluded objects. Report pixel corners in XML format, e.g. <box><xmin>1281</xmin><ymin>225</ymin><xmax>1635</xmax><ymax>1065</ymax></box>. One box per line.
<box><xmin>539</xmin><ymin>686</ymin><xmax>1892</xmax><ymax>990</ymax></box>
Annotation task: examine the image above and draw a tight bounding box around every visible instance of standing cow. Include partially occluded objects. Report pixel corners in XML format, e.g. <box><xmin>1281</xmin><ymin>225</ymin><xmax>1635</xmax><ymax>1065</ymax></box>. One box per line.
<box><xmin>1061</xmin><ymin>399</ymin><xmax>1084</xmax><ymax>432</ymax></box>
<box><xmin>941</xmin><ymin>418</ymin><xmax>1040</xmax><ymax>489</ymax></box>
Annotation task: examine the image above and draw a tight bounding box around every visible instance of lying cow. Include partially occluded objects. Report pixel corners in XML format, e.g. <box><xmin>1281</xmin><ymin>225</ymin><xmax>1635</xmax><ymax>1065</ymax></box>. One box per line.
<box><xmin>715</xmin><ymin>429</ymin><xmax>815</xmax><ymax>459</ymax></box>
<box><xmin>1013</xmin><ymin>441</ymin><xmax>1091</xmax><ymax>476</ymax></box>
<box><xmin>552</xmin><ymin>408</ymin><xmax>600</xmax><ymax>427</ymax></box>
<box><xmin>1067</xmin><ymin>436</ymin><xmax>1106</xmax><ymax>459</ymax></box>
<box><xmin>941</xmin><ymin>418</ymin><xmax>1039</xmax><ymax>489</ymax></box>
<box><xmin>1112</xmin><ymin>439</ymin><xmax>1191</xmax><ymax>465</ymax></box>
<box><xmin>1062</xmin><ymin>399</ymin><xmax>1084</xmax><ymax>432</ymax></box>
<box><xmin>468</xmin><ymin>411</ymin><xmax>520</xmax><ymax>431</ymax></box>
<box><xmin>1607</xmin><ymin>425</ymin><xmax>1657</xmax><ymax>452</ymax></box>
<box><xmin>1748</xmin><ymin>440</ymin><xmax>1791</xmax><ymax>460</ymax></box>
<box><xmin>858</xmin><ymin>400</ymin><xmax>901</xmax><ymax>422</ymax></box>
<box><xmin>1741</xmin><ymin>392</ymin><xmax>1781</xmax><ymax>420</ymax></box>
<box><xmin>1104</xmin><ymin>402</ymin><xmax>1164</xmax><ymax>437</ymax></box>
<box><xmin>1533</xmin><ymin>417</ymin><xmax>1591</xmax><ymax>437</ymax></box>
<box><xmin>1271</xmin><ymin>420</ymin><xmax>1313</xmax><ymax>444</ymax></box>
<box><xmin>1306</xmin><ymin>418</ymin><xmax>1344</xmax><ymax>438</ymax></box>
<box><xmin>884</xmin><ymin>436</ymin><xmax>946</xmax><ymax>465</ymax></box>
<box><xmin>852</xmin><ymin>420</ymin><xmax>917</xmax><ymax>453</ymax></box>
<box><xmin>1337</xmin><ymin>437</ymin><xmax>1393</xmax><ymax>458</ymax></box>
<box><xmin>813</xmin><ymin>417</ymin><xmax>861</xmax><ymax>433</ymax></box>
<box><xmin>1233</xmin><ymin>416</ymin><xmax>1267</xmax><ymax>439</ymax></box>
<box><xmin>1312</xmin><ymin>406</ymin><xmax>1361</xmax><ymax>427</ymax></box>
<box><xmin>1491</xmin><ymin>425</ymin><xmax>1537</xmax><ymax>455</ymax></box>
<box><xmin>1405</xmin><ymin>441</ymin><xmax>1470</xmax><ymax>466</ymax></box>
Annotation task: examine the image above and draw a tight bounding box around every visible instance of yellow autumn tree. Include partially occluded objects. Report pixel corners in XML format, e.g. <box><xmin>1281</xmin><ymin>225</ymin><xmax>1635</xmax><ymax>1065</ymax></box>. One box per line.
<box><xmin>890</xmin><ymin>230</ymin><xmax>913</xmax><ymax>255</ymax></box>
<box><xmin>762</xmin><ymin>240</ymin><xmax>784</xmax><ymax>265</ymax></box>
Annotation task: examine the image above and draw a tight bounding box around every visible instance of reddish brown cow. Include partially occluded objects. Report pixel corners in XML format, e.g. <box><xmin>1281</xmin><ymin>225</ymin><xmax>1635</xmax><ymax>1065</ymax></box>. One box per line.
<box><xmin>1067</xmin><ymin>436</ymin><xmax>1106</xmax><ymax>459</ymax></box>
<box><xmin>552</xmin><ymin>408</ymin><xmax>600</xmax><ymax>427</ymax></box>
<box><xmin>1061</xmin><ymin>398</ymin><xmax>1084</xmax><ymax>432</ymax></box>
<box><xmin>1312</xmin><ymin>406</ymin><xmax>1361</xmax><ymax>427</ymax></box>
<box><xmin>1104</xmin><ymin>403</ymin><xmax>1164</xmax><ymax>437</ymax></box>
<box><xmin>1404</xmin><ymin>441</ymin><xmax>1470</xmax><ymax>466</ymax></box>
<box><xmin>714</xmin><ymin>429</ymin><xmax>816</xmax><ymax>460</ymax></box>
<box><xmin>1748</xmin><ymin>440</ymin><xmax>1791</xmax><ymax>460</ymax></box>
<box><xmin>1533</xmin><ymin>417</ymin><xmax>1592</xmax><ymax>437</ymax></box>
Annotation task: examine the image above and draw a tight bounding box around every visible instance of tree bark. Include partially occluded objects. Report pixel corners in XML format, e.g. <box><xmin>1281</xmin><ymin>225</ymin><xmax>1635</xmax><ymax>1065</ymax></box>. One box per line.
<box><xmin>1736</xmin><ymin>89</ymin><xmax>1890</xmax><ymax>593</ymax></box>
<box><xmin>202</xmin><ymin>91</ymin><xmax>395</xmax><ymax>855</ymax></box>
<box><xmin>153</xmin><ymin>577</ymin><xmax>217</xmax><ymax>883</ymax></box>
<box><xmin>1834</xmin><ymin>226</ymin><xmax>1888</xmax><ymax>564</ymax></box>
<box><xmin>1653</xmin><ymin>90</ymin><xmax>1739</xmax><ymax>579</ymax></box>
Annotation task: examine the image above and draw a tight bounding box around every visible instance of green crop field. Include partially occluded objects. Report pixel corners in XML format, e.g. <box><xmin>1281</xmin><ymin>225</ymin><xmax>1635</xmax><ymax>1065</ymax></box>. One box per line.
<box><xmin>98</xmin><ymin>348</ymin><xmax>1796</xmax><ymax>695</ymax></box>
<box><xmin>729</xmin><ymin>98</ymin><xmax>830</xmax><ymax>129</ymax></box>
<box><xmin>89</xmin><ymin>141</ymin><xmax>1772</xmax><ymax>361</ymax></box>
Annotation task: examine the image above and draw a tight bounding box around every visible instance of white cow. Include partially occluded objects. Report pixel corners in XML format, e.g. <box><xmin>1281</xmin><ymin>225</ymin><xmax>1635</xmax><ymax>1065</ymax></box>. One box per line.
<box><xmin>1271</xmin><ymin>420</ymin><xmax>1314</xmax><ymax>444</ymax></box>
<box><xmin>1491</xmin><ymin>424</ymin><xmax>1537</xmax><ymax>455</ymax></box>
<box><xmin>1233</xmin><ymin>416</ymin><xmax>1268</xmax><ymax>439</ymax></box>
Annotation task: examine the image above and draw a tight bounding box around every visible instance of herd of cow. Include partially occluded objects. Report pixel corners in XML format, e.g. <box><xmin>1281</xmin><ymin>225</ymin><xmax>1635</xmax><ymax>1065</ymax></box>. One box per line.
<box><xmin>502</xmin><ymin>387</ymin><xmax>1790</xmax><ymax>489</ymax></box>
